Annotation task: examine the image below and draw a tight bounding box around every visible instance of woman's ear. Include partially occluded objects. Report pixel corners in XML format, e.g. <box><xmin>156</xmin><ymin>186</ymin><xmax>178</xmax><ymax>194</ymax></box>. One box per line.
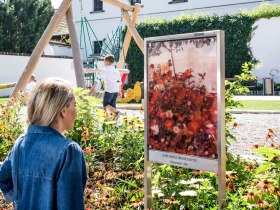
<box><xmin>60</xmin><ymin>107</ymin><xmax>67</xmax><ymax>118</ymax></box>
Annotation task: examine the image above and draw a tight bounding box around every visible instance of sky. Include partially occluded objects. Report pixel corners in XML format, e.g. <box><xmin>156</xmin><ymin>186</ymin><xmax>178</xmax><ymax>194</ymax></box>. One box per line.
<box><xmin>51</xmin><ymin>0</ymin><xmax>63</xmax><ymax>9</ymax></box>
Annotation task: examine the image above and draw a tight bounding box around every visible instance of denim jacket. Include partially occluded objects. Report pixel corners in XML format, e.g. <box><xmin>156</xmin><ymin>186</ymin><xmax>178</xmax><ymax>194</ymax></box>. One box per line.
<box><xmin>0</xmin><ymin>125</ymin><xmax>87</xmax><ymax>210</ymax></box>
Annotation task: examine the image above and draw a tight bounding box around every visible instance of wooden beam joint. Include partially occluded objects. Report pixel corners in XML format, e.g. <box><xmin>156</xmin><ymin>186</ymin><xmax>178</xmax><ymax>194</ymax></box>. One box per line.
<box><xmin>122</xmin><ymin>10</ymin><xmax>144</xmax><ymax>53</ymax></box>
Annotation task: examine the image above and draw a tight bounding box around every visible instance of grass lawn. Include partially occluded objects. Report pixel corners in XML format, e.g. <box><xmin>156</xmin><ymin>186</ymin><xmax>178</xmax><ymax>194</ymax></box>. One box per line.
<box><xmin>231</xmin><ymin>100</ymin><xmax>280</xmax><ymax>110</ymax></box>
<box><xmin>0</xmin><ymin>98</ymin><xmax>8</xmax><ymax>104</ymax></box>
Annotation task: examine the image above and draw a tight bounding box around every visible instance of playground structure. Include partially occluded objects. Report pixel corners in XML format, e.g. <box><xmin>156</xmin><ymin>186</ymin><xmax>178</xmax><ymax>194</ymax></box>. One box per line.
<box><xmin>0</xmin><ymin>82</ymin><xmax>17</xmax><ymax>90</ymax></box>
<box><xmin>6</xmin><ymin>0</ymin><xmax>144</xmax><ymax>103</ymax></box>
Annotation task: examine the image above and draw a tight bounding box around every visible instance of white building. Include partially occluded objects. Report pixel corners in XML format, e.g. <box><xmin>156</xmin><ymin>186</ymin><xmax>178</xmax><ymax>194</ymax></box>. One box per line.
<box><xmin>44</xmin><ymin>41</ymin><xmax>73</xmax><ymax>57</ymax></box>
<box><xmin>71</xmin><ymin>0</ymin><xmax>280</xmax><ymax>82</ymax></box>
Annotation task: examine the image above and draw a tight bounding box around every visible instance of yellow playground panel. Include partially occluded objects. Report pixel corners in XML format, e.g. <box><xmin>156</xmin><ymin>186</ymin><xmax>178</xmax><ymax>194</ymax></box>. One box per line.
<box><xmin>117</xmin><ymin>81</ymin><xmax>142</xmax><ymax>103</ymax></box>
<box><xmin>0</xmin><ymin>82</ymin><xmax>17</xmax><ymax>89</ymax></box>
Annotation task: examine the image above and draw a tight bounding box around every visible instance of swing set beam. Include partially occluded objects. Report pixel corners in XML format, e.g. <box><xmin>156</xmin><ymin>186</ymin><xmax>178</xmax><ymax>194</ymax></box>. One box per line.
<box><xmin>8</xmin><ymin>0</ymin><xmax>85</xmax><ymax>104</ymax></box>
<box><xmin>117</xmin><ymin>3</ymin><xmax>141</xmax><ymax>69</ymax></box>
<box><xmin>8</xmin><ymin>0</ymin><xmax>144</xmax><ymax>105</ymax></box>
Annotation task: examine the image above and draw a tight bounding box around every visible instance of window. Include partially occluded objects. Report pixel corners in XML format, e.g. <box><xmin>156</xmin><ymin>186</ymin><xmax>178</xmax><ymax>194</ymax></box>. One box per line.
<box><xmin>93</xmin><ymin>0</ymin><xmax>103</xmax><ymax>12</ymax></box>
<box><xmin>130</xmin><ymin>0</ymin><xmax>141</xmax><ymax>6</ymax></box>
<box><xmin>94</xmin><ymin>41</ymin><xmax>103</xmax><ymax>55</ymax></box>
<box><xmin>169</xmin><ymin>0</ymin><xmax>188</xmax><ymax>4</ymax></box>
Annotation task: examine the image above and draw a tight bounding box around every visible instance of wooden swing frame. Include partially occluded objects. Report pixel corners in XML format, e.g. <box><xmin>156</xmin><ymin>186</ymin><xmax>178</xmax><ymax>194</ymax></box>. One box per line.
<box><xmin>9</xmin><ymin>0</ymin><xmax>144</xmax><ymax>103</ymax></box>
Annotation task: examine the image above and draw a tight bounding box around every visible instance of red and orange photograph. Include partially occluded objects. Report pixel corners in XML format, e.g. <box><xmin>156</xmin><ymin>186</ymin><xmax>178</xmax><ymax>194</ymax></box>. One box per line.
<box><xmin>147</xmin><ymin>37</ymin><xmax>218</xmax><ymax>159</ymax></box>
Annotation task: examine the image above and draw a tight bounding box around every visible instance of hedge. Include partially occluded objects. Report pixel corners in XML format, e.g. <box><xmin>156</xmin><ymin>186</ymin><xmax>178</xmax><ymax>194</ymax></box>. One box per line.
<box><xmin>125</xmin><ymin>4</ymin><xmax>280</xmax><ymax>83</ymax></box>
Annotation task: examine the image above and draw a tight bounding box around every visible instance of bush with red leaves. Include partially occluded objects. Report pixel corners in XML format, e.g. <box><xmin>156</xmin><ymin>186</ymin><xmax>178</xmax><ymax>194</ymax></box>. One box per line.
<box><xmin>148</xmin><ymin>66</ymin><xmax>218</xmax><ymax>159</ymax></box>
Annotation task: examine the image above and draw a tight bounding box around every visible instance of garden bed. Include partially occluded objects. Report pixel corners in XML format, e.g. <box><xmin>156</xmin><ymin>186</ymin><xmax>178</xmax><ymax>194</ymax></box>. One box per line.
<box><xmin>0</xmin><ymin>76</ymin><xmax>280</xmax><ymax>209</ymax></box>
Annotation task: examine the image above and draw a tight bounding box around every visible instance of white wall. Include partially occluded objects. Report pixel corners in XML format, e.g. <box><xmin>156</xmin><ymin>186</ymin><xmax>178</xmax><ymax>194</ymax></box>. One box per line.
<box><xmin>44</xmin><ymin>44</ymin><xmax>73</xmax><ymax>57</ymax></box>
<box><xmin>0</xmin><ymin>55</ymin><xmax>76</xmax><ymax>97</ymax></box>
<box><xmin>251</xmin><ymin>17</ymin><xmax>280</xmax><ymax>82</ymax></box>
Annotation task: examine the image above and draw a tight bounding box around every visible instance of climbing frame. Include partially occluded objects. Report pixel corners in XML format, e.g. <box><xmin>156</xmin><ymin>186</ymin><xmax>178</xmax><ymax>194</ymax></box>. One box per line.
<box><xmin>102</xmin><ymin>0</ymin><xmax>144</xmax><ymax>68</ymax></box>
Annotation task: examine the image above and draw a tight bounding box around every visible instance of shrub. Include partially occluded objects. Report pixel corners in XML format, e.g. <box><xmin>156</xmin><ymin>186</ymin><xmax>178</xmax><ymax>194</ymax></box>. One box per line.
<box><xmin>65</xmin><ymin>89</ymin><xmax>145</xmax><ymax>171</ymax></box>
<box><xmin>0</xmin><ymin>99</ymin><xmax>24</xmax><ymax>161</ymax></box>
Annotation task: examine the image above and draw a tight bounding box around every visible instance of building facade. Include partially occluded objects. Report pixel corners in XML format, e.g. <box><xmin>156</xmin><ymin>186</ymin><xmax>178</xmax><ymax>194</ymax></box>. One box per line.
<box><xmin>72</xmin><ymin>0</ymin><xmax>280</xmax><ymax>82</ymax></box>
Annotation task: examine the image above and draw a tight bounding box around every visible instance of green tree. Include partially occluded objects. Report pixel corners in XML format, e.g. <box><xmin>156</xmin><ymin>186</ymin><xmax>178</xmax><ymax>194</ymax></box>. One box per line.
<box><xmin>0</xmin><ymin>1</ymin><xmax>17</xmax><ymax>52</ymax></box>
<box><xmin>0</xmin><ymin>0</ymin><xmax>54</xmax><ymax>53</ymax></box>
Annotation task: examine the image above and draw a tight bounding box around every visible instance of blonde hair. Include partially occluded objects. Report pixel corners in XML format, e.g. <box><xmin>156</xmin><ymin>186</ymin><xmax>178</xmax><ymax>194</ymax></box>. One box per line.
<box><xmin>27</xmin><ymin>78</ymin><xmax>74</xmax><ymax>126</ymax></box>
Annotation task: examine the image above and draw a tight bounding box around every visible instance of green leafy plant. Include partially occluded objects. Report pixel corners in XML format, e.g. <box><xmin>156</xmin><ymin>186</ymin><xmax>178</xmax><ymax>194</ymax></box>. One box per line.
<box><xmin>1</xmin><ymin>63</ymin><xmax>279</xmax><ymax>209</ymax></box>
<box><xmin>0</xmin><ymin>98</ymin><xmax>24</xmax><ymax>161</ymax></box>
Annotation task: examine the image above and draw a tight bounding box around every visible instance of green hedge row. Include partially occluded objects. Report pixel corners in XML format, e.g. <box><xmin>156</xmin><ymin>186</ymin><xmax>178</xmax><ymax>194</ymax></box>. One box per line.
<box><xmin>125</xmin><ymin>4</ymin><xmax>280</xmax><ymax>83</ymax></box>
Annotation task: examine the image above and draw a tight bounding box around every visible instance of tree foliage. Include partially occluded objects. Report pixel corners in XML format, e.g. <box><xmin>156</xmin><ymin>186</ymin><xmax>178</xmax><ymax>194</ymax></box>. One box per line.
<box><xmin>126</xmin><ymin>4</ymin><xmax>280</xmax><ymax>83</ymax></box>
<box><xmin>0</xmin><ymin>0</ymin><xmax>54</xmax><ymax>54</ymax></box>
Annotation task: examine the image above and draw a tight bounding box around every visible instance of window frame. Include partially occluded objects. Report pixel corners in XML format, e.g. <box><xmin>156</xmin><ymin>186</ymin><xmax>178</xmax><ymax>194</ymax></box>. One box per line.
<box><xmin>92</xmin><ymin>0</ymin><xmax>104</xmax><ymax>12</ymax></box>
<box><xmin>130</xmin><ymin>0</ymin><xmax>141</xmax><ymax>6</ymax></box>
<box><xmin>93</xmin><ymin>40</ymin><xmax>103</xmax><ymax>55</ymax></box>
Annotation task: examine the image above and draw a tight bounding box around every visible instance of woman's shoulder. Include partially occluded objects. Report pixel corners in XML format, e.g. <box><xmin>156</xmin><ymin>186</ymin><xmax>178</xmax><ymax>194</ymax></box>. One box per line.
<box><xmin>63</xmin><ymin>140</ymin><xmax>83</xmax><ymax>152</ymax></box>
<box><xmin>24</xmin><ymin>130</ymin><xmax>82</xmax><ymax>156</ymax></box>
<box><xmin>53</xmin><ymin>136</ymin><xmax>82</xmax><ymax>153</ymax></box>
<box><xmin>54</xmin><ymin>137</ymin><xmax>83</xmax><ymax>156</ymax></box>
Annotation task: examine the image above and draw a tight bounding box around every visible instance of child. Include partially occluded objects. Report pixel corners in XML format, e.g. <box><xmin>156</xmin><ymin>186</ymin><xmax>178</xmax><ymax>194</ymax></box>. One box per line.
<box><xmin>89</xmin><ymin>54</ymin><xmax>122</xmax><ymax>117</ymax></box>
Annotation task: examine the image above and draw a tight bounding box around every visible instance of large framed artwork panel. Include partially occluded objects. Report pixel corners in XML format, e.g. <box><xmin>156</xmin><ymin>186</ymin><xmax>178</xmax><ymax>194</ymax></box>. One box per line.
<box><xmin>144</xmin><ymin>30</ymin><xmax>226</xmax><ymax>208</ymax></box>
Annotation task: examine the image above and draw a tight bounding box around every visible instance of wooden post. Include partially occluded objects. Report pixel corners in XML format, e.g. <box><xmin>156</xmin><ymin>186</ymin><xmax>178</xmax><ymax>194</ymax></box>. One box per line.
<box><xmin>9</xmin><ymin>0</ymin><xmax>72</xmax><ymax>102</ymax></box>
<box><xmin>117</xmin><ymin>3</ymin><xmax>141</xmax><ymax>69</ymax></box>
<box><xmin>122</xmin><ymin>11</ymin><xmax>144</xmax><ymax>53</ymax></box>
<box><xmin>66</xmin><ymin>5</ymin><xmax>86</xmax><ymax>88</ymax></box>
<box><xmin>101</xmin><ymin>0</ymin><xmax>134</xmax><ymax>12</ymax></box>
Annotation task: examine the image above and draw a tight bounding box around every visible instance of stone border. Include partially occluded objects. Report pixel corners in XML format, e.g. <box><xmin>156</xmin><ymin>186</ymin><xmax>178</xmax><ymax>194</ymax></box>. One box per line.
<box><xmin>96</xmin><ymin>105</ymin><xmax>142</xmax><ymax>110</ymax></box>
<box><xmin>229</xmin><ymin>109</ymin><xmax>280</xmax><ymax>114</ymax></box>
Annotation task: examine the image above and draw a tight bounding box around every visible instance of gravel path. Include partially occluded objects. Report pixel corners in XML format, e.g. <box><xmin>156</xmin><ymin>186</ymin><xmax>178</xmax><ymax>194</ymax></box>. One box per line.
<box><xmin>229</xmin><ymin>113</ymin><xmax>280</xmax><ymax>157</ymax></box>
<box><xmin>120</xmin><ymin>110</ymin><xmax>280</xmax><ymax>158</ymax></box>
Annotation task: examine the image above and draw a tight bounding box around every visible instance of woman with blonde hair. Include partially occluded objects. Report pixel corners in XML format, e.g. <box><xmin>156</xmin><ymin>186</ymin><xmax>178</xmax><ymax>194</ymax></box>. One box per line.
<box><xmin>0</xmin><ymin>78</ymin><xmax>87</xmax><ymax>210</ymax></box>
